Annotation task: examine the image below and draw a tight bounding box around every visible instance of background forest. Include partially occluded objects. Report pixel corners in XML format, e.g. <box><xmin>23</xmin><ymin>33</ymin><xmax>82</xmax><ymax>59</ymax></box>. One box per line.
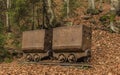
<box><xmin>0</xmin><ymin>0</ymin><xmax>120</xmax><ymax>74</ymax></box>
<box><xmin>0</xmin><ymin>0</ymin><xmax>120</xmax><ymax>61</ymax></box>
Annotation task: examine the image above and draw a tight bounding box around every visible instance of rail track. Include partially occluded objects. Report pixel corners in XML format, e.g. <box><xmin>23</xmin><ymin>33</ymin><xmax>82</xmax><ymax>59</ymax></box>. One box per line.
<box><xmin>18</xmin><ymin>60</ymin><xmax>92</xmax><ymax>68</ymax></box>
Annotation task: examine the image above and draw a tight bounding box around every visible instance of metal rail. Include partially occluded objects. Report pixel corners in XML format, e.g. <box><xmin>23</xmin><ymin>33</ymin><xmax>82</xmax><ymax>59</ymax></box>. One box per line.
<box><xmin>18</xmin><ymin>60</ymin><xmax>92</xmax><ymax>68</ymax></box>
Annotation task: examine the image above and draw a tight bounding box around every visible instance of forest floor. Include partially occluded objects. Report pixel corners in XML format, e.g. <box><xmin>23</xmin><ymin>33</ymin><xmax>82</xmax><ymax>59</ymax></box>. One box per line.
<box><xmin>0</xmin><ymin>2</ymin><xmax>120</xmax><ymax>75</ymax></box>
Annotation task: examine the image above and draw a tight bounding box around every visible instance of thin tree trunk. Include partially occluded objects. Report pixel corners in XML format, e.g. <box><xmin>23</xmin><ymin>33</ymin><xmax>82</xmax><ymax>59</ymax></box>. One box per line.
<box><xmin>47</xmin><ymin>0</ymin><xmax>55</xmax><ymax>26</ymax></box>
<box><xmin>66</xmin><ymin>0</ymin><xmax>69</xmax><ymax>18</ymax></box>
<box><xmin>6</xmin><ymin>0</ymin><xmax>9</xmax><ymax>30</ymax></box>
<box><xmin>111</xmin><ymin>0</ymin><xmax>120</xmax><ymax>15</ymax></box>
<box><xmin>91</xmin><ymin>0</ymin><xmax>95</xmax><ymax>10</ymax></box>
<box><xmin>32</xmin><ymin>4</ymin><xmax>35</xmax><ymax>30</ymax></box>
<box><xmin>6</xmin><ymin>0</ymin><xmax>11</xmax><ymax>32</ymax></box>
<box><xmin>99</xmin><ymin>0</ymin><xmax>103</xmax><ymax>11</ymax></box>
<box><xmin>42</xmin><ymin>0</ymin><xmax>50</xmax><ymax>28</ymax></box>
<box><xmin>64</xmin><ymin>0</ymin><xmax>70</xmax><ymax>18</ymax></box>
<box><xmin>110</xmin><ymin>0</ymin><xmax>120</xmax><ymax>33</ymax></box>
<box><xmin>88</xmin><ymin>0</ymin><xmax>95</xmax><ymax>10</ymax></box>
<box><xmin>36</xmin><ymin>5</ymin><xmax>40</xmax><ymax>28</ymax></box>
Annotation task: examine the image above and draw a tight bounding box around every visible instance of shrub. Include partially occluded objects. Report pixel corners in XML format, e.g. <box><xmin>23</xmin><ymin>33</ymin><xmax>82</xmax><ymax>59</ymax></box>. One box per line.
<box><xmin>0</xmin><ymin>20</ymin><xmax>13</xmax><ymax>63</ymax></box>
<box><xmin>0</xmin><ymin>48</ymin><xmax>13</xmax><ymax>63</ymax></box>
<box><xmin>0</xmin><ymin>34</ymin><xmax>5</xmax><ymax>48</ymax></box>
<box><xmin>99</xmin><ymin>15</ymin><xmax>110</xmax><ymax>22</ymax></box>
<box><xmin>0</xmin><ymin>21</ymin><xmax>4</xmax><ymax>33</ymax></box>
<box><xmin>4</xmin><ymin>57</ymin><xmax>13</xmax><ymax>63</ymax></box>
<box><xmin>87</xmin><ymin>9</ymin><xmax>100</xmax><ymax>15</ymax></box>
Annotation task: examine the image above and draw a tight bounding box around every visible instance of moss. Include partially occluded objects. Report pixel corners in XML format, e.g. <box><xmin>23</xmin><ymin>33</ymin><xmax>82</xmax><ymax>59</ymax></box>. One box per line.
<box><xmin>0</xmin><ymin>46</ymin><xmax>13</xmax><ymax>63</ymax></box>
<box><xmin>0</xmin><ymin>34</ymin><xmax>5</xmax><ymax>48</ymax></box>
<box><xmin>4</xmin><ymin>58</ymin><xmax>13</xmax><ymax>63</ymax></box>
<box><xmin>99</xmin><ymin>15</ymin><xmax>110</xmax><ymax>22</ymax></box>
<box><xmin>0</xmin><ymin>20</ymin><xmax>4</xmax><ymax>33</ymax></box>
<box><xmin>20</xmin><ymin>25</ymin><xmax>29</xmax><ymax>31</ymax></box>
<box><xmin>87</xmin><ymin>9</ymin><xmax>100</xmax><ymax>15</ymax></box>
<box><xmin>110</xmin><ymin>13</ymin><xmax>116</xmax><ymax>22</ymax></box>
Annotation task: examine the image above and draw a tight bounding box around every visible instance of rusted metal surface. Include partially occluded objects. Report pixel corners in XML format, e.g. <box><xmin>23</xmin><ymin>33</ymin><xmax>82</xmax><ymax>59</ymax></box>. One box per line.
<box><xmin>52</xmin><ymin>25</ymin><xmax>92</xmax><ymax>51</ymax></box>
<box><xmin>82</xmin><ymin>26</ymin><xmax>92</xmax><ymax>50</ymax></box>
<box><xmin>52</xmin><ymin>25</ymin><xmax>83</xmax><ymax>50</ymax></box>
<box><xmin>21</xmin><ymin>25</ymin><xmax>92</xmax><ymax>63</ymax></box>
<box><xmin>22</xmin><ymin>30</ymin><xmax>45</xmax><ymax>51</ymax></box>
<box><xmin>19</xmin><ymin>61</ymin><xmax>92</xmax><ymax>68</ymax></box>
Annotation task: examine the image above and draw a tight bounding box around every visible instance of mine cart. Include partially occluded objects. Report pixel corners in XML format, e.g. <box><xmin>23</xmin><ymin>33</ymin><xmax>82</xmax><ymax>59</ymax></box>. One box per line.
<box><xmin>22</xmin><ymin>25</ymin><xmax>92</xmax><ymax>63</ymax></box>
<box><xmin>52</xmin><ymin>25</ymin><xmax>92</xmax><ymax>62</ymax></box>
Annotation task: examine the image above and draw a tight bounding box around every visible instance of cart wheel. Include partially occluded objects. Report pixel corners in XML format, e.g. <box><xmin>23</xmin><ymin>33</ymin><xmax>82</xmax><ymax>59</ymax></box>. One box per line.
<box><xmin>33</xmin><ymin>54</ymin><xmax>41</xmax><ymax>62</ymax></box>
<box><xmin>58</xmin><ymin>54</ymin><xmax>66</xmax><ymax>63</ymax></box>
<box><xmin>68</xmin><ymin>54</ymin><xmax>76</xmax><ymax>63</ymax></box>
<box><xmin>26</xmin><ymin>54</ymin><xmax>32</xmax><ymax>62</ymax></box>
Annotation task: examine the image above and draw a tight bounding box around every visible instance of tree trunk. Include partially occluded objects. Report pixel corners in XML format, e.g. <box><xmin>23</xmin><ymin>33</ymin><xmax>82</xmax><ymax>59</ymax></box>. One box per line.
<box><xmin>110</xmin><ymin>0</ymin><xmax>120</xmax><ymax>33</ymax></box>
<box><xmin>64</xmin><ymin>0</ymin><xmax>70</xmax><ymax>18</ymax></box>
<box><xmin>99</xmin><ymin>0</ymin><xmax>103</xmax><ymax>11</ymax></box>
<box><xmin>32</xmin><ymin>4</ymin><xmax>35</xmax><ymax>30</ymax></box>
<box><xmin>91</xmin><ymin>0</ymin><xmax>95</xmax><ymax>10</ymax></box>
<box><xmin>6</xmin><ymin>0</ymin><xmax>11</xmax><ymax>32</ymax></box>
<box><xmin>6</xmin><ymin>0</ymin><xmax>9</xmax><ymax>30</ymax></box>
<box><xmin>88</xmin><ymin>0</ymin><xmax>95</xmax><ymax>10</ymax></box>
<box><xmin>47</xmin><ymin>0</ymin><xmax>55</xmax><ymax>26</ymax></box>
<box><xmin>36</xmin><ymin>5</ymin><xmax>40</xmax><ymax>28</ymax></box>
<box><xmin>111</xmin><ymin>0</ymin><xmax>120</xmax><ymax>15</ymax></box>
<box><xmin>87</xmin><ymin>0</ymin><xmax>98</xmax><ymax>15</ymax></box>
